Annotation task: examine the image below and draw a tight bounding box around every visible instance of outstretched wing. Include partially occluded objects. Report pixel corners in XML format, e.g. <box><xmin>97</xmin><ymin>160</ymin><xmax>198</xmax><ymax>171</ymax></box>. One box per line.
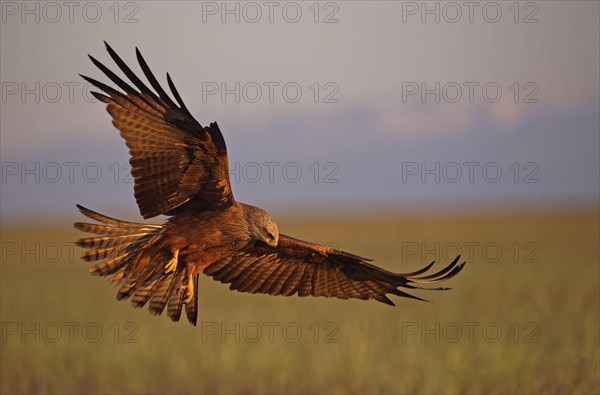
<box><xmin>204</xmin><ymin>235</ymin><xmax>465</xmax><ymax>305</ymax></box>
<box><xmin>81</xmin><ymin>42</ymin><xmax>233</xmax><ymax>219</ymax></box>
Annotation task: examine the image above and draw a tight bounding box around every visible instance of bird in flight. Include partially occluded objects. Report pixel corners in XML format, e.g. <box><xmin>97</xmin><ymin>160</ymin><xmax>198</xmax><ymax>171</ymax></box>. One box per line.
<box><xmin>75</xmin><ymin>43</ymin><xmax>465</xmax><ymax>326</ymax></box>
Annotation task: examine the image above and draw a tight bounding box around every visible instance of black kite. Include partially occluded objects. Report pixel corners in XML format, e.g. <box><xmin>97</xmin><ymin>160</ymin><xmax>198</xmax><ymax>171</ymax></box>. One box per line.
<box><xmin>75</xmin><ymin>43</ymin><xmax>465</xmax><ymax>326</ymax></box>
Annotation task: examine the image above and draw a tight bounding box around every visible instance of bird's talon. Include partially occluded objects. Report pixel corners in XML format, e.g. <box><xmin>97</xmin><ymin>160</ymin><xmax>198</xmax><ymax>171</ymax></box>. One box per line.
<box><xmin>178</xmin><ymin>273</ymin><xmax>194</xmax><ymax>304</ymax></box>
<box><xmin>164</xmin><ymin>249</ymin><xmax>179</xmax><ymax>273</ymax></box>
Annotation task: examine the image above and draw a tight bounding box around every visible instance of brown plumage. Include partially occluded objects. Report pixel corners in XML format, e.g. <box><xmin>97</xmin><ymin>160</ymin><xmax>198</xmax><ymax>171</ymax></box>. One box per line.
<box><xmin>75</xmin><ymin>42</ymin><xmax>466</xmax><ymax>326</ymax></box>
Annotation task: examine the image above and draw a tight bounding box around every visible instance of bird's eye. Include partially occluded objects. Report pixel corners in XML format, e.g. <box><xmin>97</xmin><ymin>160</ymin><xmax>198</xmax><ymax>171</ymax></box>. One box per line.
<box><xmin>266</xmin><ymin>232</ymin><xmax>274</xmax><ymax>240</ymax></box>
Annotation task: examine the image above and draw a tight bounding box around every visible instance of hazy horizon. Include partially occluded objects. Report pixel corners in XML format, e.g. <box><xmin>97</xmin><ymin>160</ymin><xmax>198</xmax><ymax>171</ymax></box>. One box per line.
<box><xmin>1</xmin><ymin>1</ymin><xmax>599</xmax><ymax>222</ymax></box>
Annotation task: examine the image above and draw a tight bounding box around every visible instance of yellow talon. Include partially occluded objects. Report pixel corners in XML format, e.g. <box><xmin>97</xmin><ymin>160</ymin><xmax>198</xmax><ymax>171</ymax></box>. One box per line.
<box><xmin>164</xmin><ymin>249</ymin><xmax>179</xmax><ymax>273</ymax></box>
<box><xmin>179</xmin><ymin>273</ymin><xmax>194</xmax><ymax>304</ymax></box>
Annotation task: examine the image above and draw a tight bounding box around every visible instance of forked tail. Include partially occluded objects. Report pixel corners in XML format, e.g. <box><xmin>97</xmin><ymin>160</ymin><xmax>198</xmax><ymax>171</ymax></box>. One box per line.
<box><xmin>74</xmin><ymin>205</ymin><xmax>199</xmax><ymax>325</ymax></box>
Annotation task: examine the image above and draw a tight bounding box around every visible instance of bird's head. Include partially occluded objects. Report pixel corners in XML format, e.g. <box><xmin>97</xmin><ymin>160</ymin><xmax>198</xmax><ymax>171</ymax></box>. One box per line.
<box><xmin>244</xmin><ymin>204</ymin><xmax>279</xmax><ymax>247</ymax></box>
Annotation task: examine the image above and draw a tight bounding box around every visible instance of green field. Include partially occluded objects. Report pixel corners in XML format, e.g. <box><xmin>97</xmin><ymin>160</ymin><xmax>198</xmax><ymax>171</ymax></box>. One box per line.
<box><xmin>1</xmin><ymin>209</ymin><xmax>598</xmax><ymax>394</ymax></box>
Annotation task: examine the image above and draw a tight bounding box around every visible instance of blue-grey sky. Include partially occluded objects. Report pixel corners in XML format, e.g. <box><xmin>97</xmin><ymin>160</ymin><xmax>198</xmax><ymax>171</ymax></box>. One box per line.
<box><xmin>1</xmin><ymin>1</ymin><xmax>598</xmax><ymax>221</ymax></box>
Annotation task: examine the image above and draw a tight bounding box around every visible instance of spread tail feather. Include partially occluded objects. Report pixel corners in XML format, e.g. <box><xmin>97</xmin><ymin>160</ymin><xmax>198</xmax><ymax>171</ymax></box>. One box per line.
<box><xmin>74</xmin><ymin>205</ymin><xmax>199</xmax><ymax>325</ymax></box>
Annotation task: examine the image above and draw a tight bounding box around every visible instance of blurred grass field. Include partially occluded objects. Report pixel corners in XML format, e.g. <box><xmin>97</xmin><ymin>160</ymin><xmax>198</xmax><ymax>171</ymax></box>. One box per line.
<box><xmin>1</xmin><ymin>208</ymin><xmax>598</xmax><ymax>394</ymax></box>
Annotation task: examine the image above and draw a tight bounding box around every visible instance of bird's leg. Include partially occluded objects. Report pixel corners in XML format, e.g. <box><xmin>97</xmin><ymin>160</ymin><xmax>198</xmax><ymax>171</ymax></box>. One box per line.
<box><xmin>164</xmin><ymin>249</ymin><xmax>179</xmax><ymax>273</ymax></box>
<box><xmin>178</xmin><ymin>272</ymin><xmax>194</xmax><ymax>304</ymax></box>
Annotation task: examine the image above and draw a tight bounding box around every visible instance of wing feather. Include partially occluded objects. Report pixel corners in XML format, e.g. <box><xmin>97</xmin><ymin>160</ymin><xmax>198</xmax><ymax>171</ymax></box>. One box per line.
<box><xmin>256</xmin><ymin>260</ymin><xmax>289</xmax><ymax>295</ymax></box>
<box><xmin>204</xmin><ymin>234</ymin><xmax>465</xmax><ymax>305</ymax></box>
<box><xmin>82</xmin><ymin>42</ymin><xmax>233</xmax><ymax>218</ymax></box>
<box><xmin>279</xmin><ymin>263</ymin><xmax>306</xmax><ymax>296</ymax></box>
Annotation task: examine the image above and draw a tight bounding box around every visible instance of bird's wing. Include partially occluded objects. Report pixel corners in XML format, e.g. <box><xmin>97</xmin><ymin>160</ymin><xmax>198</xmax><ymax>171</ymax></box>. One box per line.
<box><xmin>81</xmin><ymin>42</ymin><xmax>233</xmax><ymax>219</ymax></box>
<box><xmin>204</xmin><ymin>234</ymin><xmax>465</xmax><ymax>305</ymax></box>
